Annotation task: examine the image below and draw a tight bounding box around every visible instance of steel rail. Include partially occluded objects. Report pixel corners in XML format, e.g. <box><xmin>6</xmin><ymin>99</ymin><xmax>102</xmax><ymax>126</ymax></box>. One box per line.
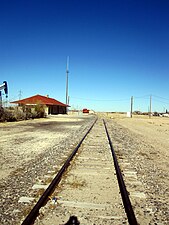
<box><xmin>103</xmin><ymin>119</ymin><xmax>138</xmax><ymax>225</ymax></box>
<box><xmin>21</xmin><ymin>117</ymin><xmax>97</xmax><ymax>225</ymax></box>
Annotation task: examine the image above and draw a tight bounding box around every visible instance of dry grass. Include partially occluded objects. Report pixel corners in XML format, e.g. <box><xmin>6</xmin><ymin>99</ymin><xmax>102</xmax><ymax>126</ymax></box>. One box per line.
<box><xmin>65</xmin><ymin>175</ymin><xmax>87</xmax><ymax>189</ymax></box>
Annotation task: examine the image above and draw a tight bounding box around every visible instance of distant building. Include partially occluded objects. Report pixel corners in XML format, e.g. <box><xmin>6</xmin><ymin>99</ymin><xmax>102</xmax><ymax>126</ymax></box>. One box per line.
<box><xmin>11</xmin><ymin>94</ymin><xmax>69</xmax><ymax>115</ymax></box>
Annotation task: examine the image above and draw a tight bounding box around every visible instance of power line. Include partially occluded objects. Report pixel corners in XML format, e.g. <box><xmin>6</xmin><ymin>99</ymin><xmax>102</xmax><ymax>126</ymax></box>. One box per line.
<box><xmin>71</xmin><ymin>96</ymin><xmax>130</xmax><ymax>102</ymax></box>
<box><xmin>153</xmin><ymin>98</ymin><xmax>169</xmax><ymax>105</ymax></box>
<box><xmin>71</xmin><ymin>94</ymin><xmax>153</xmax><ymax>102</ymax></box>
<box><xmin>152</xmin><ymin>95</ymin><xmax>169</xmax><ymax>101</ymax></box>
<box><xmin>134</xmin><ymin>95</ymin><xmax>150</xmax><ymax>99</ymax></box>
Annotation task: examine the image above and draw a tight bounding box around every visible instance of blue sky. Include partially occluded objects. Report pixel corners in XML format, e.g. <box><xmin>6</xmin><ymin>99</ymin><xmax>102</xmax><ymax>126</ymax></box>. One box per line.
<box><xmin>0</xmin><ymin>0</ymin><xmax>169</xmax><ymax>112</ymax></box>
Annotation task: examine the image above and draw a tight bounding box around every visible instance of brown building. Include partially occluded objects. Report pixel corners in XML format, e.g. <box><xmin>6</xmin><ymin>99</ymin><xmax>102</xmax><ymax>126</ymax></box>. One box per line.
<box><xmin>11</xmin><ymin>94</ymin><xmax>68</xmax><ymax>115</ymax></box>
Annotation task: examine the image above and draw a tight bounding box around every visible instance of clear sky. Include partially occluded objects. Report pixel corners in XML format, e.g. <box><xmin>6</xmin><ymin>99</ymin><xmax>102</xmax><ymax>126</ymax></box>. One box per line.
<box><xmin>1</xmin><ymin>0</ymin><xmax>169</xmax><ymax>112</ymax></box>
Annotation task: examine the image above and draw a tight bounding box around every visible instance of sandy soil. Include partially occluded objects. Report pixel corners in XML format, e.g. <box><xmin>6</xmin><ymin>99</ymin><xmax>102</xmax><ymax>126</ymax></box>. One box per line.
<box><xmin>33</xmin><ymin>114</ymin><xmax>169</xmax><ymax>224</ymax></box>
<box><xmin>107</xmin><ymin>113</ymin><xmax>169</xmax><ymax>223</ymax></box>
<box><xmin>0</xmin><ymin>114</ymin><xmax>95</xmax><ymax>225</ymax></box>
<box><xmin>110</xmin><ymin>114</ymin><xmax>169</xmax><ymax>173</ymax></box>
<box><xmin>0</xmin><ymin>115</ymin><xmax>84</xmax><ymax>180</ymax></box>
<box><xmin>0</xmin><ymin>113</ymin><xmax>168</xmax><ymax>224</ymax></box>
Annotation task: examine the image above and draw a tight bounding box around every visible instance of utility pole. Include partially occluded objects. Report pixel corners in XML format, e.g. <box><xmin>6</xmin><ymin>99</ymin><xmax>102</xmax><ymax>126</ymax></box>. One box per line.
<box><xmin>0</xmin><ymin>91</ymin><xmax>2</xmax><ymax>107</ymax></box>
<box><xmin>68</xmin><ymin>96</ymin><xmax>70</xmax><ymax>105</ymax></box>
<box><xmin>149</xmin><ymin>95</ymin><xmax>152</xmax><ymax>118</ymax></box>
<box><xmin>66</xmin><ymin>56</ymin><xmax>69</xmax><ymax>105</ymax></box>
<box><xmin>130</xmin><ymin>96</ymin><xmax>133</xmax><ymax>118</ymax></box>
<box><xmin>19</xmin><ymin>90</ymin><xmax>22</xmax><ymax>100</ymax></box>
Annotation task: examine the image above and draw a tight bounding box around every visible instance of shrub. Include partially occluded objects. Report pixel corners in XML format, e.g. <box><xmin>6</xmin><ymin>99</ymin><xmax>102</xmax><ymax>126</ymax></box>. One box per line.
<box><xmin>0</xmin><ymin>107</ymin><xmax>16</xmax><ymax>122</ymax></box>
<box><xmin>0</xmin><ymin>104</ymin><xmax>46</xmax><ymax>122</ymax></box>
<box><xmin>34</xmin><ymin>104</ymin><xmax>45</xmax><ymax>118</ymax></box>
<box><xmin>0</xmin><ymin>107</ymin><xmax>4</xmax><ymax>119</ymax></box>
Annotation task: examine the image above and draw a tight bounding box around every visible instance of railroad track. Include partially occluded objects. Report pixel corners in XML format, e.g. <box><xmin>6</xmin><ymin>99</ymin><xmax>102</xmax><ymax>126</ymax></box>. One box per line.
<box><xmin>21</xmin><ymin>117</ymin><xmax>138</xmax><ymax>225</ymax></box>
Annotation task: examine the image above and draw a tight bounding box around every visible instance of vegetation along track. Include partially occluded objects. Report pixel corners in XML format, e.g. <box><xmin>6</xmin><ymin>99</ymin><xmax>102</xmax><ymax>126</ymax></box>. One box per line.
<box><xmin>21</xmin><ymin>118</ymin><xmax>140</xmax><ymax>225</ymax></box>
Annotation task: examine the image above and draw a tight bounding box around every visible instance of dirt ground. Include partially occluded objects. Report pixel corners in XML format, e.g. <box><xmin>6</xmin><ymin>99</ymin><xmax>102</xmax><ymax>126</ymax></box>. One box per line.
<box><xmin>2</xmin><ymin>113</ymin><xmax>168</xmax><ymax>181</ymax></box>
<box><xmin>0</xmin><ymin>114</ymin><xmax>95</xmax><ymax>225</ymax></box>
<box><xmin>109</xmin><ymin>113</ymin><xmax>169</xmax><ymax>173</ymax></box>
<box><xmin>0</xmin><ymin>113</ymin><xmax>168</xmax><ymax>224</ymax></box>
<box><xmin>101</xmin><ymin>113</ymin><xmax>169</xmax><ymax>224</ymax></box>
<box><xmin>0</xmin><ymin>115</ymin><xmax>85</xmax><ymax>180</ymax></box>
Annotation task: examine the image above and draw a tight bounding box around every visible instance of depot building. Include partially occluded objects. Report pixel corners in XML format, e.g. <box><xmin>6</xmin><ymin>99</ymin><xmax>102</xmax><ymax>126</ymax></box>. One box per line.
<box><xmin>11</xmin><ymin>94</ymin><xmax>68</xmax><ymax>115</ymax></box>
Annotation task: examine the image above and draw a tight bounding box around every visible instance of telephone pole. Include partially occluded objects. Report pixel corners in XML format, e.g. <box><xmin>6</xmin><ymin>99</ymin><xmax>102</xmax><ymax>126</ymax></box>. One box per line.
<box><xmin>149</xmin><ymin>95</ymin><xmax>152</xmax><ymax>118</ymax></box>
<box><xmin>0</xmin><ymin>91</ymin><xmax>2</xmax><ymax>107</ymax></box>
<box><xmin>130</xmin><ymin>96</ymin><xmax>133</xmax><ymax>118</ymax></box>
<box><xmin>65</xmin><ymin>56</ymin><xmax>69</xmax><ymax>108</ymax></box>
<box><xmin>68</xmin><ymin>96</ymin><xmax>70</xmax><ymax>105</ymax></box>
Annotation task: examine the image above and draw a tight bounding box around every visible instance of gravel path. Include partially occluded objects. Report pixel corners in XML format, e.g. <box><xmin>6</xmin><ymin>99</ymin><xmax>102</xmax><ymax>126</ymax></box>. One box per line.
<box><xmin>107</xmin><ymin>117</ymin><xmax>169</xmax><ymax>224</ymax></box>
<box><xmin>0</xmin><ymin>114</ymin><xmax>168</xmax><ymax>225</ymax></box>
<box><xmin>0</xmin><ymin>115</ymin><xmax>95</xmax><ymax>225</ymax></box>
<box><xmin>34</xmin><ymin>118</ymin><xmax>127</xmax><ymax>225</ymax></box>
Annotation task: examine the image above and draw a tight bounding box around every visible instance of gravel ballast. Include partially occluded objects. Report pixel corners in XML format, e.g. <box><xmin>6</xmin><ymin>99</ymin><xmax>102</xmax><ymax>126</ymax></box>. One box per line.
<box><xmin>0</xmin><ymin>115</ymin><xmax>95</xmax><ymax>225</ymax></box>
<box><xmin>0</xmin><ymin>113</ymin><xmax>168</xmax><ymax>224</ymax></box>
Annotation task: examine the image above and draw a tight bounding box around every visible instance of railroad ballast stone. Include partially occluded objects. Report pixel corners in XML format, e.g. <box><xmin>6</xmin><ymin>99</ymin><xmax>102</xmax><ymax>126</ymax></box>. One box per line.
<box><xmin>34</xmin><ymin>118</ymin><xmax>128</xmax><ymax>225</ymax></box>
<box><xmin>1</xmin><ymin>114</ymin><xmax>168</xmax><ymax>224</ymax></box>
<box><xmin>0</xmin><ymin>115</ymin><xmax>95</xmax><ymax>225</ymax></box>
<box><xmin>107</xmin><ymin>119</ymin><xmax>169</xmax><ymax>224</ymax></box>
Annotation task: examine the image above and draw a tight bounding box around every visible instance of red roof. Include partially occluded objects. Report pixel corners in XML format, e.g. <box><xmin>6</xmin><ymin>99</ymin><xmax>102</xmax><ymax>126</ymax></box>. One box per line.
<box><xmin>11</xmin><ymin>94</ymin><xmax>68</xmax><ymax>107</ymax></box>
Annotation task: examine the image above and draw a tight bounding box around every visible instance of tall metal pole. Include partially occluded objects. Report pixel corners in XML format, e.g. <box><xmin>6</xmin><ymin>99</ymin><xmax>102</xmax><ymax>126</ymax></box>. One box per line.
<box><xmin>0</xmin><ymin>91</ymin><xmax>2</xmax><ymax>107</ymax></box>
<box><xmin>149</xmin><ymin>95</ymin><xmax>152</xmax><ymax>118</ymax></box>
<box><xmin>68</xmin><ymin>96</ymin><xmax>70</xmax><ymax>105</ymax></box>
<box><xmin>130</xmin><ymin>96</ymin><xmax>133</xmax><ymax>118</ymax></box>
<box><xmin>66</xmin><ymin>56</ymin><xmax>69</xmax><ymax>110</ymax></box>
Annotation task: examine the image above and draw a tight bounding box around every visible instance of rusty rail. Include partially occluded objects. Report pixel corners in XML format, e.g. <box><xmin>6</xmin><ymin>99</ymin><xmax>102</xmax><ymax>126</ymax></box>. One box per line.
<box><xmin>103</xmin><ymin>119</ymin><xmax>138</xmax><ymax>225</ymax></box>
<box><xmin>21</xmin><ymin>117</ymin><xmax>138</xmax><ymax>225</ymax></box>
<box><xmin>21</xmin><ymin>117</ymin><xmax>97</xmax><ymax>225</ymax></box>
